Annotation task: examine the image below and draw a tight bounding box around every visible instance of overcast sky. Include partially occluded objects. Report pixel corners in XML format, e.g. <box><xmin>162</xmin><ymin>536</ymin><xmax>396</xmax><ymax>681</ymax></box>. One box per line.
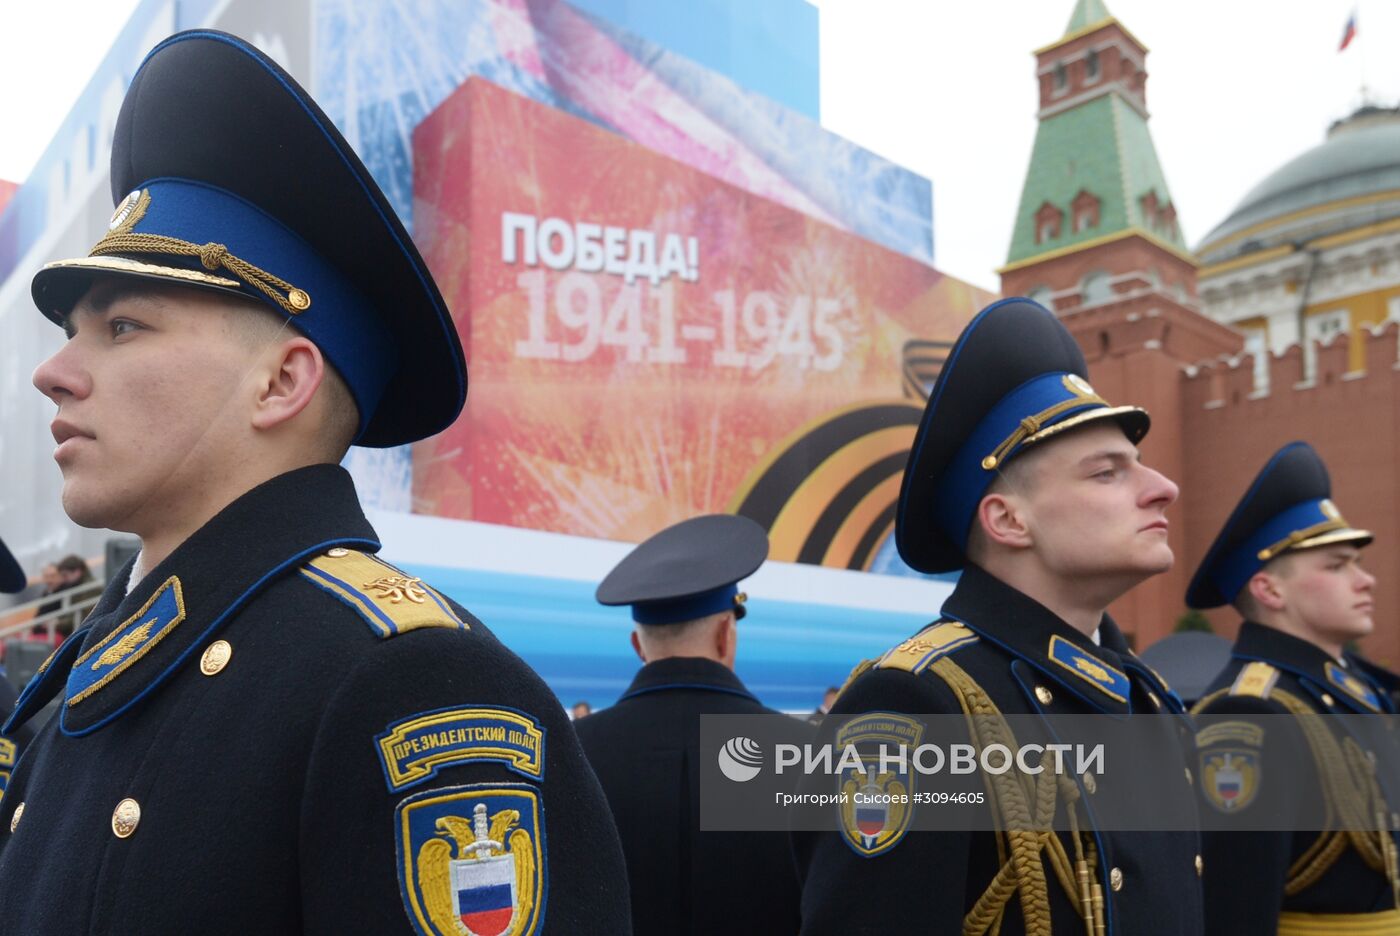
<box><xmin>2</xmin><ymin>1</ymin><xmax>1394</xmax><ymax>292</ymax></box>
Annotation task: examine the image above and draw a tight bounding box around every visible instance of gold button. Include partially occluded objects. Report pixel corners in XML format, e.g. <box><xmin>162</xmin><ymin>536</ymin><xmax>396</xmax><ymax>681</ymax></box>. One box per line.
<box><xmin>1110</xmin><ymin>867</ymin><xmax>1124</xmax><ymax>891</ymax></box>
<box><xmin>1082</xmin><ymin>772</ymin><xmax>1097</xmax><ymax>795</ymax></box>
<box><xmin>1321</xmin><ymin>693</ymin><xmax>1335</xmax><ymax>707</ymax></box>
<box><xmin>1195</xmin><ymin>855</ymin><xmax>1203</xmax><ymax>877</ymax></box>
<box><xmin>1148</xmin><ymin>691</ymin><xmax>1162</xmax><ymax>710</ymax></box>
<box><xmin>112</xmin><ymin>798</ymin><xmax>141</xmax><ymax>839</ymax></box>
<box><xmin>327</xmin><ymin>548</ymin><xmax>349</xmax><ymax>558</ymax></box>
<box><xmin>949</xmin><ymin>621</ymin><xmax>967</xmax><ymax>628</ymax></box>
<box><xmin>287</xmin><ymin>288</ymin><xmax>311</xmax><ymax>311</ymax></box>
<box><xmin>1035</xmin><ymin>686</ymin><xmax>1053</xmax><ymax>705</ymax></box>
<box><xmin>1185</xmin><ymin>767</ymin><xmax>1193</xmax><ymax>785</ymax></box>
<box><xmin>9</xmin><ymin>802</ymin><xmax>23</xmax><ymax>833</ymax></box>
<box><xmin>200</xmin><ymin>640</ymin><xmax>232</xmax><ymax>677</ymax></box>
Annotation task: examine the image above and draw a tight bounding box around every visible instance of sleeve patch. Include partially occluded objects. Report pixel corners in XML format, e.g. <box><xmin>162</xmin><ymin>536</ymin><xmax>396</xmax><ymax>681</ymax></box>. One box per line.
<box><xmin>377</xmin><ymin>707</ymin><xmax>546</xmax><ymax>791</ymax></box>
<box><xmin>836</xmin><ymin>713</ymin><xmax>923</xmax><ymax>858</ymax></box>
<box><xmin>1199</xmin><ymin>746</ymin><xmax>1261</xmax><ymax>814</ymax></box>
<box><xmin>300</xmin><ymin>550</ymin><xmax>466</xmax><ymax>639</ymax></box>
<box><xmin>875</xmin><ymin>621</ymin><xmax>978</xmax><ymax>675</ymax></box>
<box><xmin>1197</xmin><ymin>720</ymin><xmax>1264</xmax><ymax>815</ymax></box>
<box><xmin>396</xmin><ymin>783</ymin><xmax>546</xmax><ymax>936</ymax></box>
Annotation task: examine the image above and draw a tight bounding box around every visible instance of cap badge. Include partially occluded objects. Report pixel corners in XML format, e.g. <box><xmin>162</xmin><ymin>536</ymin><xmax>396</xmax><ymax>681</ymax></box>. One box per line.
<box><xmin>1064</xmin><ymin>374</ymin><xmax>1096</xmax><ymax>398</ymax></box>
<box><xmin>108</xmin><ymin>189</ymin><xmax>150</xmax><ymax>234</ymax></box>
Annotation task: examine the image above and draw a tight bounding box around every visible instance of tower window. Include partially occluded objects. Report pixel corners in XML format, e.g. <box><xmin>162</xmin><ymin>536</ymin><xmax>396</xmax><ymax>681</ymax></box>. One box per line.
<box><xmin>1034</xmin><ymin>201</ymin><xmax>1064</xmax><ymax>244</ymax></box>
<box><xmin>1082</xmin><ymin>271</ymin><xmax>1112</xmax><ymax>305</ymax></box>
<box><xmin>1086</xmin><ymin>50</ymin><xmax>1100</xmax><ymax>82</ymax></box>
<box><xmin>1054</xmin><ymin>62</ymin><xmax>1068</xmax><ymax>93</ymax></box>
<box><xmin>1071</xmin><ymin>189</ymin><xmax>1101</xmax><ymax>233</ymax></box>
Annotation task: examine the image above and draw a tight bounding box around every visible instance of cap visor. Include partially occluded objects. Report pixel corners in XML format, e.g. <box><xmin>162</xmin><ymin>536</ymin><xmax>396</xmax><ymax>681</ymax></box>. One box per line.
<box><xmin>33</xmin><ymin>256</ymin><xmax>242</xmax><ymax>324</ymax></box>
<box><xmin>1291</xmin><ymin>528</ymin><xmax>1373</xmax><ymax>552</ymax></box>
<box><xmin>1025</xmin><ymin>405</ymin><xmax>1151</xmax><ymax>448</ymax></box>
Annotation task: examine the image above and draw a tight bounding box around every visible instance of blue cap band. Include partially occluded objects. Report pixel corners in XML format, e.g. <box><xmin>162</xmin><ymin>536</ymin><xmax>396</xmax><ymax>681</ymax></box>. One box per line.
<box><xmin>632</xmin><ymin>584</ymin><xmax>740</xmax><ymax>625</ymax></box>
<box><xmin>933</xmin><ymin>371</ymin><xmax>1113</xmax><ymax>550</ymax></box>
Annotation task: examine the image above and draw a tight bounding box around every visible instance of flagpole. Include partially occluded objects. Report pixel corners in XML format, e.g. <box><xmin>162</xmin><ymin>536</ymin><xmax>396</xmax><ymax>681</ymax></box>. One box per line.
<box><xmin>1357</xmin><ymin>1</ymin><xmax>1370</xmax><ymax>105</ymax></box>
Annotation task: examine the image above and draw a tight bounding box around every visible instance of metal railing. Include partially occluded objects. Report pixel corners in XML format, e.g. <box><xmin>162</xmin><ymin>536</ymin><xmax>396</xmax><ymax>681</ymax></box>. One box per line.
<box><xmin>0</xmin><ymin>582</ymin><xmax>105</xmax><ymax>645</ymax></box>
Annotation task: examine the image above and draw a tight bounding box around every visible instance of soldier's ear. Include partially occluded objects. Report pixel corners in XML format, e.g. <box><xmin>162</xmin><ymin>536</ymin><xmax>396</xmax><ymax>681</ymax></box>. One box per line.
<box><xmin>716</xmin><ymin>612</ymin><xmax>736</xmax><ymax>655</ymax></box>
<box><xmin>249</xmin><ymin>335</ymin><xmax>326</xmax><ymax>434</ymax></box>
<box><xmin>629</xmin><ymin>629</ymin><xmax>648</xmax><ymax>664</ymax></box>
<box><xmin>715</xmin><ymin>613</ymin><xmax>738</xmax><ymax>669</ymax></box>
<box><xmin>976</xmin><ymin>492</ymin><xmax>1034</xmax><ymax>552</ymax></box>
<box><xmin>1246</xmin><ymin>571</ymin><xmax>1287</xmax><ymax>613</ymax></box>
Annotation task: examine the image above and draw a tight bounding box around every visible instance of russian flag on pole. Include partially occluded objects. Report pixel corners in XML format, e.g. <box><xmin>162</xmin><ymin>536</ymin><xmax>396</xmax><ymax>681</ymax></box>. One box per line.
<box><xmin>1339</xmin><ymin>10</ymin><xmax>1358</xmax><ymax>51</ymax></box>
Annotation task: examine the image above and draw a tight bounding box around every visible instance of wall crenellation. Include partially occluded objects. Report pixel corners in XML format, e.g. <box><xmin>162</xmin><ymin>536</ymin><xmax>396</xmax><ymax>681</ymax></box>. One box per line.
<box><xmin>1182</xmin><ymin>319</ymin><xmax>1400</xmax><ymax>408</ymax></box>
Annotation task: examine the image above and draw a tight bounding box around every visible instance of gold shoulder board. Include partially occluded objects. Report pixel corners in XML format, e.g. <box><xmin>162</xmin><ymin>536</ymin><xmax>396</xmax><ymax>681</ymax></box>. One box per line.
<box><xmin>1230</xmin><ymin>661</ymin><xmax>1279</xmax><ymax>699</ymax></box>
<box><xmin>300</xmin><ymin>549</ymin><xmax>467</xmax><ymax>639</ymax></box>
<box><xmin>875</xmin><ymin>621</ymin><xmax>979</xmax><ymax>675</ymax></box>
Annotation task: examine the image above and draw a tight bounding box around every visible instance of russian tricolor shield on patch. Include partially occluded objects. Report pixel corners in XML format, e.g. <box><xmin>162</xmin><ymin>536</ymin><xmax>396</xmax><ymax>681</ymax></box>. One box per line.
<box><xmin>454</xmin><ymin>854</ymin><xmax>516</xmax><ymax>935</ymax></box>
<box><xmin>1201</xmin><ymin>749</ymin><xmax>1259</xmax><ymax>814</ymax></box>
<box><xmin>854</xmin><ymin>782</ymin><xmax>888</xmax><ymax>839</ymax></box>
<box><xmin>1215</xmin><ymin>765</ymin><xmax>1241</xmax><ymax>802</ymax></box>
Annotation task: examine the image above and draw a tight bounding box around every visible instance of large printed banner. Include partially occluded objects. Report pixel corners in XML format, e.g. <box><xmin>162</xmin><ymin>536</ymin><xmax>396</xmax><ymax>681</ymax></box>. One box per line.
<box><xmin>412</xmin><ymin>79</ymin><xmax>994</xmax><ymax>571</ymax></box>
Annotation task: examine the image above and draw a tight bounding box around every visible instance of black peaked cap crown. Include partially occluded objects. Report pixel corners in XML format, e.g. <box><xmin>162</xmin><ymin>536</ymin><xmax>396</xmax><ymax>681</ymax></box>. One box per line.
<box><xmin>597</xmin><ymin>515</ymin><xmax>769</xmax><ymax>613</ymax></box>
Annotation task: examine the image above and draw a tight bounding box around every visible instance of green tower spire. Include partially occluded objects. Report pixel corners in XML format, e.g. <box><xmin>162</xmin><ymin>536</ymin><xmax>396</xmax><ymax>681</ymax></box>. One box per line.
<box><xmin>1065</xmin><ymin>0</ymin><xmax>1112</xmax><ymax>34</ymax></box>
<box><xmin>1003</xmin><ymin>5</ymin><xmax>1187</xmax><ymax>271</ymax></box>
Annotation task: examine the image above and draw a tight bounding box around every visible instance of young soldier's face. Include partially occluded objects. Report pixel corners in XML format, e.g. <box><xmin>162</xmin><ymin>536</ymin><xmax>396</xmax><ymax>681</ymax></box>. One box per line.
<box><xmin>1272</xmin><ymin>545</ymin><xmax>1375</xmax><ymax>643</ymax></box>
<box><xmin>32</xmin><ymin>280</ymin><xmax>262</xmax><ymax>535</ymax></box>
<box><xmin>1019</xmin><ymin>423</ymin><xmax>1179</xmax><ymax>581</ymax></box>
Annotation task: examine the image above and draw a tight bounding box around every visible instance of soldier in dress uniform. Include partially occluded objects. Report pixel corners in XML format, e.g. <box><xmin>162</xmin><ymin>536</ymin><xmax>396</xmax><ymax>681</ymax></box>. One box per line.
<box><xmin>793</xmin><ymin>298</ymin><xmax>1205</xmax><ymax>935</ymax></box>
<box><xmin>1188</xmin><ymin>441</ymin><xmax>1400</xmax><ymax>935</ymax></box>
<box><xmin>0</xmin><ymin>31</ymin><xmax>629</xmax><ymax>935</ymax></box>
<box><xmin>576</xmin><ymin>514</ymin><xmax>805</xmax><ymax>935</ymax></box>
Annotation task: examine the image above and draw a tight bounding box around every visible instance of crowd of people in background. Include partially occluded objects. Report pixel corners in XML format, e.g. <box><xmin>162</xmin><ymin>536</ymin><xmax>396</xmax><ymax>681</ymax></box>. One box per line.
<box><xmin>33</xmin><ymin>554</ymin><xmax>92</xmax><ymax>639</ymax></box>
